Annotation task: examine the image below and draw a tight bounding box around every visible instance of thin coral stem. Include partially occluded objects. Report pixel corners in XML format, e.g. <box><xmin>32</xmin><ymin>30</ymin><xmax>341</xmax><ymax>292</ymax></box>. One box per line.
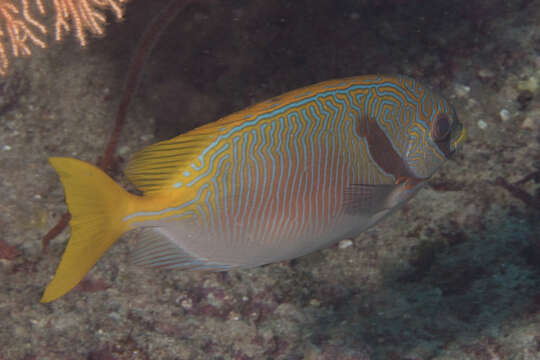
<box><xmin>42</xmin><ymin>213</ymin><xmax>70</xmax><ymax>254</ymax></box>
<box><xmin>100</xmin><ymin>0</ymin><xmax>196</xmax><ymax>170</ymax></box>
<box><xmin>494</xmin><ymin>172</ymin><xmax>540</xmax><ymax>210</ymax></box>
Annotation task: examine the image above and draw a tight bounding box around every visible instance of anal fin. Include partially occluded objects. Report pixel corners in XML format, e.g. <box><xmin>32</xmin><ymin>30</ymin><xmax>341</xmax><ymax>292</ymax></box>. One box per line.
<box><xmin>131</xmin><ymin>228</ymin><xmax>234</xmax><ymax>271</ymax></box>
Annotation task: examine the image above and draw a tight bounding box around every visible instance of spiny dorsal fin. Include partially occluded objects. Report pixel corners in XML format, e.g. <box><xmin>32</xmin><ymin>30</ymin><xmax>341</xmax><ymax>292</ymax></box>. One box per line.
<box><xmin>125</xmin><ymin>132</ymin><xmax>212</xmax><ymax>194</ymax></box>
<box><xmin>125</xmin><ymin>78</ymin><xmax>369</xmax><ymax>194</ymax></box>
<box><xmin>123</xmin><ymin>104</ymin><xmax>257</xmax><ymax>195</ymax></box>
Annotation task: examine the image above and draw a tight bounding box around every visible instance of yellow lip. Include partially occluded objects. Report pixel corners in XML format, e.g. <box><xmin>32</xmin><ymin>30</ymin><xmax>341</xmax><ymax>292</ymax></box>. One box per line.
<box><xmin>452</xmin><ymin>124</ymin><xmax>466</xmax><ymax>149</ymax></box>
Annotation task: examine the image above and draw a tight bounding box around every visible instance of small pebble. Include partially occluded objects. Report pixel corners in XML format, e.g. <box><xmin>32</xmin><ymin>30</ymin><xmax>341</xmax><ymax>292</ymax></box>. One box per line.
<box><xmin>477</xmin><ymin>120</ymin><xmax>488</xmax><ymax>130</ymax></box>
<box><xmin>108</xmin><ymin>312</ymin><xmax>121</xmax><ymax>321</ymax></box>
<box><xmin>2</xmin><ymin>145</ymin><xmax>11</xmax><ymax>151</ymax></box>
<box><xmin>454</xmin><ymin>84</ymin><xmax>471</xmax><ymax>97</ymax></box>
<box><xmin>477</xmin><ymin>68</ymin><xmax>495</xmax><ymax>79</ymax></box>
<box><xmin>521</xmin><ymin>117</ymin><xmax>536</xmax><ymax>129</ymax></box>
<box><xmin>338</xmin><ymin>239</ymin><xmax>353</xmax><ymax>249</ymax></box>
<box><xmin>518</xmin><ymin>76</ymin><xmax>538</xmax><ymax>93</ymax></box>
<box><xmin>228</xmin><ymin>311</ymin><xmax>240</xmax><ymax>320</ymax></box>
<box><xmin>499</xmin><ymin>109</ymin><xmax>511</xmax><ymax>122</ymax></box>
<box><xmin>117</xmin><ymin>145</ymin><xmax>130</xmax><ymax>156</ymax></box>
<box><xmin>180</xmin><ymin>298</ymin><xmax>193</xmax><ymax>310</ymax></box>
<box><xmin>140</xmin><ymin>134</ymin><xmax>154</xmax><ymax>142</ymax></box>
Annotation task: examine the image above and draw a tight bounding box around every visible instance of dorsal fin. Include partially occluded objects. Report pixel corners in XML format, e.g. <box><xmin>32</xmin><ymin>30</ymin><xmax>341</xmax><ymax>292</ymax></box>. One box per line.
<box><xmin>123</xmin><ymin>107</ymin><xmax>255</xmax><ymax>195</ymax></box>
<box><xmin>125</xmin><ymin>77</ymin><xmax>373</xmax><ymax>194</ymax></box>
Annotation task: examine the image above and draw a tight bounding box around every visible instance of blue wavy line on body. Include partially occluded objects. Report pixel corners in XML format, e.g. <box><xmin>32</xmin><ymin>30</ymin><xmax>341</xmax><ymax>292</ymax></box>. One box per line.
<box><xmin>258</xmin><ymin>121</ymin><xmax>277</xmax><ymax>240</ymax></box>
<box><xmin>187</xmin><ymin>143</ymin><xmax>230</xmax><ymax>187</ymax></box>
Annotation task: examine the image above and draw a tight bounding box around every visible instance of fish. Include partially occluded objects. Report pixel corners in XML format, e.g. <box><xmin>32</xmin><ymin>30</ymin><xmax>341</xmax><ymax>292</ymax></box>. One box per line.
<box><xmin>41</xmin><ymin>75</ymin><xmax>466</xmax><ymax>302</ymax></box>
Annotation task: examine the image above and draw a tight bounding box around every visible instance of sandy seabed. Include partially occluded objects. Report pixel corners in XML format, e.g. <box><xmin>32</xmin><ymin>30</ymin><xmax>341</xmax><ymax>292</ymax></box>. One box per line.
<box><xmin>1</xmin><ymin>0</ymin><xmax>539</xmax><ymax>359</ymax></box>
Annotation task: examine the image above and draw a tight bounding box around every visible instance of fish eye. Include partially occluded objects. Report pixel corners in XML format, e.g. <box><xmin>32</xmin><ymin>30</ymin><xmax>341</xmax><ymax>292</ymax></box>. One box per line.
<box><xmin>432</xmin><ymin>113</ymin><xmax>451</xmax><ymax>142</ymax></box>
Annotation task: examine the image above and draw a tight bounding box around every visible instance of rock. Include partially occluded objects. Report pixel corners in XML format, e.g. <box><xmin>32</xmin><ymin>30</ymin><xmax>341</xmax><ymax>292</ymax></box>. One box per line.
<box><xmin>521</xmin><ymin>116</ymin><xmax>536</xmax><ymax>130</ymax></box>
<box><xmin>477</xmin><ymin>120</ymin><xmax>488</xmax><ymax>129</ymax></box>
<box><xmin>477</xmin><ymin>68</ymin><xmax>495</xmax><ymax>79</ymax></box>
<box><xmin>454</xmin><ymin>84</ymin><xmax>471</xmax><ymax>97</ymax></box>
<box><xmin>499</xmin><ymin>108</ymin><xmax>511</xmax><ymax>122</ymax></box>
<box><xmin>518</xmin><ymin>76</ymin><xmax>538</xmax><ymax>93</ymax></box>
<box><xmin>338</xmin><ymin>239</ymin><xmax>353</xmax><ymax>249</ymax></box>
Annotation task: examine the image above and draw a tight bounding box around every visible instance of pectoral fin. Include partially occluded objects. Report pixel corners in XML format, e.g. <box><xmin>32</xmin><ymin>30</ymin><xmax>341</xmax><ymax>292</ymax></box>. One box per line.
<box><xmin>343</xmin><ymin>184</ymin><xmax>396</xmax><ymax>215</ymax></box>
<box><xmin>344</xmin><ymin>177</ymin><xmax>427</xmax><ymax>216</ymax></box>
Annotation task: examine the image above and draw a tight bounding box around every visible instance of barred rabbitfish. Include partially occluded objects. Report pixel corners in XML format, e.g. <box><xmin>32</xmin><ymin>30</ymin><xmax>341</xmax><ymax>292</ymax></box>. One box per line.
<box><xmin>42</xmin><ymin>75</ymin><xmax>466</xmax><ymax>302</ymax></box>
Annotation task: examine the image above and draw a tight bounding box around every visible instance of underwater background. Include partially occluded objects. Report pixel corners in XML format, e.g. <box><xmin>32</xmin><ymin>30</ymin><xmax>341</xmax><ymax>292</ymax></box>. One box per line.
<box><xmin>1</xmin><ymin>0</ymin><xmax>539</xmax><ymax>359</ymax></box>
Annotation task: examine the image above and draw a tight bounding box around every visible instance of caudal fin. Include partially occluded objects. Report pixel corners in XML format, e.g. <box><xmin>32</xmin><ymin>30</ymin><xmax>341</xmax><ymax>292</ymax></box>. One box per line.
<box><xmin>41</xmin><ymin>157</ymin><xmax>135</xmax><ymax>303</ymax></box>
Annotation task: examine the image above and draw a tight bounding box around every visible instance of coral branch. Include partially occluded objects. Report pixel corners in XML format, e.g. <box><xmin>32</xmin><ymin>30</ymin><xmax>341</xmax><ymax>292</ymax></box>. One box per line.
<box><xmin>0</xmin><ymin>0</ymin><xmax>128</xmax><ymax>76</ymax></box>
<box><xmin>42</xmin><ymin>212</ymin><xmax>70</xmax><ymax>254</ymax></box>
<box><xmin>52</xmin><ymin>0</ymin><xmax>127</xmax><ymax>46</ymax></box>
<box><xmin>495</xmin><ymin>171</ymin><xmax>540</xmax><ymax>210</ymax></box>
<box><xmin>0</xmin><ymin>0</ymin><xmax>47</xmax><ymax>75</ymax></box>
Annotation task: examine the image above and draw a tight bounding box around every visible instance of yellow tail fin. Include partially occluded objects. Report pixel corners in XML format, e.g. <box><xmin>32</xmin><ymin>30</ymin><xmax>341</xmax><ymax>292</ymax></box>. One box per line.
<box><xmin>41</xmin><ymin>157</ymin><xmax>135</xmax><ymax>303</ymax></box>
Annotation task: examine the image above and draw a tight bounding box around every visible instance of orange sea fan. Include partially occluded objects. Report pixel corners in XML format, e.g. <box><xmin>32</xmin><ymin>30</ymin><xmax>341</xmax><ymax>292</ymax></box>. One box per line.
<box><xmin>0</xmin><ymin>0</ymin><xmax>129</xmax><ymax>76</ymax></box>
